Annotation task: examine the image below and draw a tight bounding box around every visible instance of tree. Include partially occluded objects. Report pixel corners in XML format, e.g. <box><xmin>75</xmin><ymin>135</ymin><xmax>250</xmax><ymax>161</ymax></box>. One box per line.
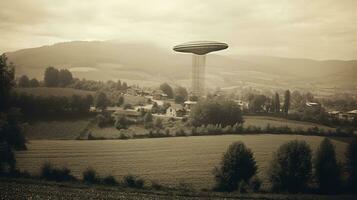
<box><xmin>213</xmin><ymin>141</ymin><xmax>257</xmax><ymax>192</ymax></box>
<box><xmin>115</xmin><ymin>115</ymin><xmax>129</xmax><ymax>130</ymax></box>
<box><xmin>274</xmin><ymin>92</ymin><xmax>280</xmax><ymax>113</ymax></box>
<box><xmin>44</xmin><ymin>67</ymin><xmax>59</xmax><ymax>87</ymax></box>
<box><xmin>190</xmin><ymin>99</ymin><xmax>243</xmax><ymax>127</ymax></box>
<box><xmin>143</xmin><ymin>112</ymin><xmax>153</xmax><ymax>129</ymax></box>
<box><xmin>122</xmin><ymin>82</ymin><xmax>128</xmax><ymax>90</ymax></box>
<box><xmin>346</xmin><ymin>138</ymin><xmax>357</xmax><ymax>192</ymax></box>
<box><xmin>249</xmin><ymin>95</ymin><xmax>267</xmax><ymax>113</ymax></box>
<box><xmin>58</xmin><ymin>69</ymin><xmax>73</xmax><ymax>86</ymax></box>
<box><xmin>18</xmin><ymin>75</ymin><xmax>30</xmax><ymax>87</ymax></box>
<box><xmin>268</xmin><ymin>140</ymin><xmax>312</xmax><ymax>193</ymax></box>
<box><xmin>0</xmin><ymin>54</ymin><xmax>15</xmax><ymax>112</ymax></box>
<box><xmin>314</xmin><ymin>138</ymin><xmax>341</xmax><ymax>193</ymax></box>
<box><xmin>283</xmin><ymin>90</ymin><xmax>291</xmax><ymax>116</ymax></box>
<box><xmin>94</xmin><ymin>91</ymin><xmax>108</xmax><ymax>110</ymax></box>
<box><xmin>159</xmin><ymin>83</ymin><xmax>173</xmax><ymax>98</ymax></box>
<box><xmin>116</xmin><ymin>80</ymin><xmax>122</xmax><ymax>90</ymax></box>
<box><xmin>174</xmin><ymin>86</ymin><xmax>188</xmax><ymax>103</ymax></box>
<box><xmin>154</xmin><ymin>117</ymin><xmax>163</xmax><ymax>129</ymax></box>
<box><xmin>29</xmin><ymin>78</ymin><xmax>40</xmax><ymax>87</ymax></box>
<box><xmin>291</xmin><ymin>90</ymin><xmax>303</xmax><ymax>109</ymax></box>
<box><xmin>117</xmin><ymin>95</ymin><xmax>124</xmax><ymax>106</ymax></box>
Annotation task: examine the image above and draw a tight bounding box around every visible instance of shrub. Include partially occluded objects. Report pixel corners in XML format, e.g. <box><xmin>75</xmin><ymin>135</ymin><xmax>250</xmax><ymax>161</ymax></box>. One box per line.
<box><xmin>213</xmin><ymin>141</ymin><xmax>257</xmax><ymax>192</ymax></box>
<box><xmin>122</xmin><ymin>174</ymin><xmax>144</xmax><ymax>189</ymax></box>
<box><xmin>268</xmin><ymin>140</ymin><xmax>312</xmax><ymax>193</ymax></box>
<box><xmin>346</xmin><ymin>137</ymin><xmax>357</xmax><ymax>193</ymax></box>
<box><xmin>123</xmin><ymin>103</ymin><xmax>132</xmax><ymax>110</ymax></box>
<box><xmin>154</xmin><ymin>118</ymin><xmax>163</xmax><ymax>129</ymax></box>
<box><xmin>40</xmin><ymin>162</ymin><xmax>75</xmax><ymax>182</ymax></box>
<box><xmin>102</xmin><ymin>175</ymin><xmax>118</xmax><ymax>186</ymax></box>
<box><xmin>150</xmin><ymin>180</ymin><xmax>163</xmax><ymax>190</ymax></box>
<box><xmin>115</xmin><ymin>115</ymin><xmax>129</xmax><ymax>130</ymax></box>
<box><xmin>248</xmin><ymin>176</ymin><xmax>261</xmax><ymax>192</ymax></box>
<box><xmin>82</xmin><ymin>168</ymin><xmax>99</xmax><ymax>184</ymax></box>
<box><xmin>175</xmin><ymin>128</ymin><xmax>187</xmax><ymax>136</ymax></box>
<box><xmin>314</xmin><ymin>138</ymin><xmax>341</xmax><ymax>193</ymax></box>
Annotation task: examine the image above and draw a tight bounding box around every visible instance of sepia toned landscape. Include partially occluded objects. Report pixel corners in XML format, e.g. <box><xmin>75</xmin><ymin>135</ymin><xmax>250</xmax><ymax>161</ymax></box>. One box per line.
<box><xmin>1</xmin><ymin>0</ymin><xmax>357</xmax><ymax>199</ymax></box>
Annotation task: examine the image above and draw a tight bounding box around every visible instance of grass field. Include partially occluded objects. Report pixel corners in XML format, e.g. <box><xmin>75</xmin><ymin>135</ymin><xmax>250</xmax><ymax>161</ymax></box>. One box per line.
<box><xmin>15</xmin><ymin>87</ymin><xmax>95</xmax><ymax>97</ymax></box>
<box><xmin>23</xmin><ymin>119</ymin><xmax>92</xmax><ymax>139</ymax></box>
<box><xmin>2</xmin><ymin>178</ymin><xmax>356</xmax><ymax>200</ymax></box>
<box><xmin>243</xmin><ymin>116</ymin><xmax>335</xmax><ymax>131</ymax></box>
<box><xmin>16</xmin><ymin>135</ymin><xmax>348</xmax><ymax>190</ymax></box>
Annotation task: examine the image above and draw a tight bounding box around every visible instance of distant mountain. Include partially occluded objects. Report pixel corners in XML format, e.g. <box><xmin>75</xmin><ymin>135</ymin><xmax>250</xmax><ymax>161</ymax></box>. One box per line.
<box><xmin>5</xmin><ymin>41</ymin><xmax>357</xmax><ymax>93</ymax></box>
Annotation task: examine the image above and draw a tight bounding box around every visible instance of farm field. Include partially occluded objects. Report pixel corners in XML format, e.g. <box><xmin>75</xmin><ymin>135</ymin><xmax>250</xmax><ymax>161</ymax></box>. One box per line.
<box><xmin>16</xmin><ymin>135</ymin><xmax>348</xmax><ymax>190</ymax></box>
<box><xmin>243</xmin><ymin>115</ymin><xmax>335</xmax><ymax>131</ymax></box>
<box><xmin>15</xmin><ymin>87</ymin><xmax>95</xmax><ymax>97</ymax></box>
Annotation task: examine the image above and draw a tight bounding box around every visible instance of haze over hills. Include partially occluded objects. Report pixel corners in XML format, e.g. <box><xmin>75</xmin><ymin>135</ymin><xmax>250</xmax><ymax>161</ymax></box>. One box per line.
<box><xmin>5</xmin><ymin>41</ymin><xmax>357</xmax><ymax>94</ymax></box>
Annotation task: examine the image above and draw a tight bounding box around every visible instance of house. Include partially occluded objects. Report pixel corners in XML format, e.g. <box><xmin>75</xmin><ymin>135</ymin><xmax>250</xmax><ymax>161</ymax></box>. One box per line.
<box><xmin>184</xmin><ymin>100</ymin><xmax>197</xmax><ymax>111</ymax></box>
<box><xmin>234</xmin><ymin>100</ymin><xmax>249</xmax><ymax>111</ymax></box>
<box><xmin>306</xmin><ymin>101</ymin><xmax>320</xmax><ymax>107</ymax></box>
<box><xmin>153</xmin><ymin>90</ymin><xmax>168</xmax><ymax>100</ymax></box>
<box><xmin>112</xmin><ymin>109</ymin><xmax>141</xmax><ymax>121</ymax></box>
<box><xmin>166</xmin><ymin>104</ymin><xmax>186</xmax><ymax>118</ymax></box>
<box><xmin>345</xmin><ymin>110</ymin><xmax>357</xmax><ymax>121</ymax></box>
<box><xmin>328</xmin><ymin>111</ymin><xmax>340</xmax><ymax>118</ymax></box>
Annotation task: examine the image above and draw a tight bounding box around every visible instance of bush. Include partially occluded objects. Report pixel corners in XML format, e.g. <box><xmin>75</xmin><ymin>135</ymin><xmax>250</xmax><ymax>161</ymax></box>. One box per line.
<box><xmin>346</xmin><ymin>137</ymin><xmax>357</xmax><ymax>193</ymax></box>
<box><xmin>268</xmin><ymin>140</ymin><xmax>312</xmax><ymax>193</ymax></box>
<box><xmin>102</xmin><ymin>175</ymin><xmax>118</xmax><ymax>186</ymax></box>
<box><xmin>122</xmin><ymin>174</ymin><xmax>144</xmax><ymax>189</ymax></box>
<box><xmin>82</xmin><ymin>168</ymin><xmax>99</xmax><ymax>184</ymax></box>
<box><xmin>150</xmin><ymin>180</ymin><xmax>163</xmax><ymax>190</ymax></box>
<box><xmin>40</xmin><ymin>162</ymin><xmax>75</xmax><ymax>182</ymax></box>
<box><xmin>123</xmin><ymin>103</ymin><xmax>132</xmax><ymax>110</ymax></box>
<box><xmin>154</xmin><ymin>118</ymin><xmax>163</xmax><ymax>129</ymax></box>
<box><xmin>314</xmin><ymin>138</ymin><xmax>341</xmax><ymax>193</ymax></box>
<box><xmin>115</xmin><ymin>115</ymin><xmax>129</xmax><ymax>130</ymax></box>
<box><xmin>213</xmin><ymin>141</ymin><xmax>257</xmax><ymax>192</ymax></box>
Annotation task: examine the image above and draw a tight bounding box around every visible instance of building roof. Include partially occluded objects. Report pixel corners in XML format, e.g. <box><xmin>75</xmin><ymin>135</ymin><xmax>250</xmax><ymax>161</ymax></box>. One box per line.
<box><xmin>184</xmin><ymin>100</ymin><xmax>197</xmax><ymax>105</ymax></box>
<box><xmin>347</xmin><ymin>110</ymin><xmax>357</xmax><ymax>114</ymax></box>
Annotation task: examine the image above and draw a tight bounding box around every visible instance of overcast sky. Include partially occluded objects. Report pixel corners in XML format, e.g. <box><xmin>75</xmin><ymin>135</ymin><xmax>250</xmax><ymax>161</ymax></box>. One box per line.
<box><xmin>1</xmin><ymin>0</ymin><xmax>356</xmax><ymax>60</ymax></box>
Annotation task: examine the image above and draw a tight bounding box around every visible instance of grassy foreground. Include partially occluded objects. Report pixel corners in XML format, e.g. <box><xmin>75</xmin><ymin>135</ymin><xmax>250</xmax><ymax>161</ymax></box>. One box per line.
<box><xmin>1</xmin><ymin>178</ymin><xmax>356</xmax><ymax>200</ymax></box>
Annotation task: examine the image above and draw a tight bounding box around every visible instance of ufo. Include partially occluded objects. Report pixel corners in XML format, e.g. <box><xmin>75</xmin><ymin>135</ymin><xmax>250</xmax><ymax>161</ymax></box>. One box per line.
<box><xmin>173</xmin><ymin>41</ymin><xmax>228</xmax><ymax>55</ymax></box>
<box><xmin>173</xmin><ymin>41</ymin><xmax>229</xmax><ymax>97</ymax></box>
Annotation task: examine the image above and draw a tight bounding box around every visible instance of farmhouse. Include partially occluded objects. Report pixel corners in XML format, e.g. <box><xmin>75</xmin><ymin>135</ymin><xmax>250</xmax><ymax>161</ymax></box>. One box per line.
<box><xmin>166</xmin><ymin>104</ymin><xmax>185</xmax><ymax>118</ymax></box>
<box><xmin>153</xmin><ymin>90</ymin><xmax>168</xmax><ymax>100</ymax></box>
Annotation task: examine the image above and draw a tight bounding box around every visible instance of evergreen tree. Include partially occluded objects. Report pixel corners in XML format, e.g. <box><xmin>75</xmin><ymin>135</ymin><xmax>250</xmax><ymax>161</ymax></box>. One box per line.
<box><xmin>274</xmin><ymin>92</ymin><xmax>280</xmax><ymax>113</ymax></box>
<box><xmin>283</xmin><ymin>90</ymin><xmax>291</xmax><ymax>116</ymax></box>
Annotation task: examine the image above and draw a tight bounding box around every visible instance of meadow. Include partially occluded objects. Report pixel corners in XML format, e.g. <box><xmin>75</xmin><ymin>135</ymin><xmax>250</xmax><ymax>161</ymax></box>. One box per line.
<box><xmin>16</xmin><ymin>135</ymin><xmax>348</xmax><ymax>189</ymax></box>
<box><xmin>243</xmin><ymin>115</ymin><xmax>335</xmax><ymax>131</ymax></box>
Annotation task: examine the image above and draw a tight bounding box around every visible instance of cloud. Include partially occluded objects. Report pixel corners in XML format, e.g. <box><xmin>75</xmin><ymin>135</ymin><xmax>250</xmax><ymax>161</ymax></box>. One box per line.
<box><xmin>0</xmin><ymin>0</ymin><xmax>356</xmax><ymax>60</ymax></box>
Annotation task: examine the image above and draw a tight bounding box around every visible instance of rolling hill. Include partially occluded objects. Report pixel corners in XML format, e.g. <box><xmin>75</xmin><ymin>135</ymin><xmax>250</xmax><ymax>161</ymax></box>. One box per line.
<box><xmin>5</xmin><ymin>41</ymin><xmax>357</xmax><ymax>94</ymax></box>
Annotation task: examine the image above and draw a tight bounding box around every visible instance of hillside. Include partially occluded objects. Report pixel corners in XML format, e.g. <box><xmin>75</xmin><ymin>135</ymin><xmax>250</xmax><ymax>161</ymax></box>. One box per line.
<box><xmin>6</xmin><ymin>41</ymin><xmax>357</xmax><ymax>93</ymax></box>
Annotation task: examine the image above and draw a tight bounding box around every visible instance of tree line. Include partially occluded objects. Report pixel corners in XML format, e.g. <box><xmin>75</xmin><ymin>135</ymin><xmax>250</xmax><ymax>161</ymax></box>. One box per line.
<box><xmin>214</xmin><ymin>138</ymin><xmax>357</xmax><ymax>194</ymax></box>
<box><xmin>10</xmin><ymin>93</ymin><xmax>93</xmax><ymax>118</ymax></box>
